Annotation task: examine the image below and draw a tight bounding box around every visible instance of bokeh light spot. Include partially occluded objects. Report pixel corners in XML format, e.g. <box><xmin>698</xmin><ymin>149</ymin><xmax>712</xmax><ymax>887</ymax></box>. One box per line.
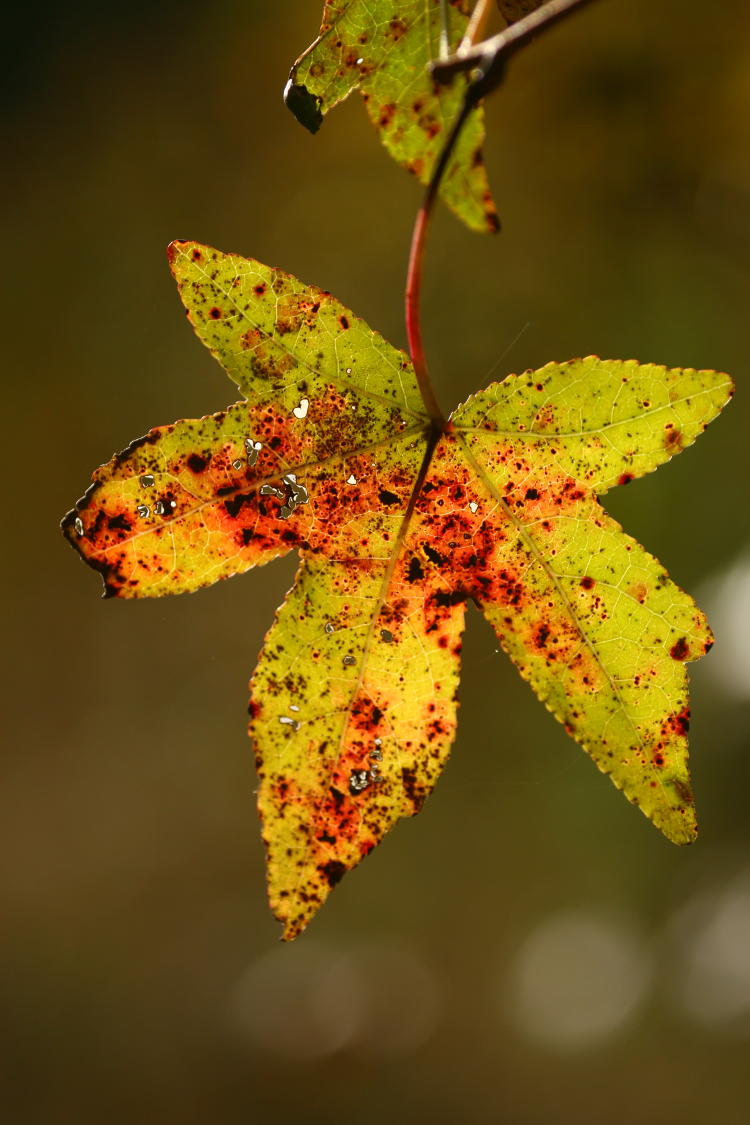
<box><xmin>505</xmin><ymin>909</ymin><xmax>652</xmax><ymax>1050</ymax></box>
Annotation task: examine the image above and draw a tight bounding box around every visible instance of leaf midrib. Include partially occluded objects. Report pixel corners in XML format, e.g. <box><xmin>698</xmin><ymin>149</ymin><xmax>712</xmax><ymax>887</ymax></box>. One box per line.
<box><xmin>452</xmin><ymin>380</ymin><xmax>732</xmax><ymax>441</ymax></box>
<box><xmin>91</xmin><ymin>421</ymin><xmax>428</xmax><ymax>557</ymax></box>
<box><xmin>284</xmin><ymin>423</ymin><xmax>442</xmax><ymax>928</ymax></box>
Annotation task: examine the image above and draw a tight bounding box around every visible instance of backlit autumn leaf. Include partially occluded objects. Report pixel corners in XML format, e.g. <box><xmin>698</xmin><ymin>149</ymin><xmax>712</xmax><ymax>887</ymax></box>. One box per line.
<box><xmin>285</xmin><ymin>0</ymin><xmax>498</xmax><ymax>234</ymax></box>
<box><xmin>62</xmin><ymin>242</ymin><xmax>733</xmax><ymax>939</ymax></box>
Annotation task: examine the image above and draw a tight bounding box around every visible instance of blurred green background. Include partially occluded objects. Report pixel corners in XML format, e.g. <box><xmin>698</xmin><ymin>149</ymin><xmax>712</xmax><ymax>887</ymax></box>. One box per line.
<box><xmin>3</xmin><ymin>1</ymin><xmax>750</xmax><ymax>1121</ymax></box>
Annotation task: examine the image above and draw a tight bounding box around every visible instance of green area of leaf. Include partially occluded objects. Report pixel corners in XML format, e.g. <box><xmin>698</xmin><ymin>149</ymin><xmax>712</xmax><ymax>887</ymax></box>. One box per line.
<box><xmin>285</xmin><ymin>0</ymin><xmax>498</xmax><ymax>233</ymax></box>
<box><xmin>62</xmin><ymin>243</ymin><xmax>733</xmax><ymax>939</ymax></box>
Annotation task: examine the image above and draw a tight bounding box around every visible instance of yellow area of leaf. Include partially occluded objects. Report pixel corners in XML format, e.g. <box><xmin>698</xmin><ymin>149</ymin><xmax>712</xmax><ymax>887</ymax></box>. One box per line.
<box><xmin>253</xmin><ymin>553</ymin><xmax>464</xmax><ymax>939</ymax></box>
<box><xmin>286</xmin><ymin>0</ymin><xmax>498</xmax><ymax>233</ymax></box>
<box><xmin>62</xmin><ymin>244</ymin><xmax>733</xmax><ymax>938</ymax></box>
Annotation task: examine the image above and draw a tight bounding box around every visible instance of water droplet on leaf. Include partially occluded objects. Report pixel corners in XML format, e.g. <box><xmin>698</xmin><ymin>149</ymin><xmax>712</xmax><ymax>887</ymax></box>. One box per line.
<box><xmin>73</xmin><ymin>516</ymin><xmax>84</xmax><ymax>537</ymax></box>
<box><xmin>346</xmin><ymin>475</ymin><xmax>357</xmax><ymax>485</ymax></box>
<box><xmin>279</xmin><ymin>716</ymin><xmax>301</xmax><ymax>731</ymax></box>
<box><xmin>343</xmin><ymin>655</ymin><xmax>356</xmax><ymax>666</ymax></box>
<box><xmin>244</xmin><ymin>438</ymin><xmax>262</xmax><ymax>466</ymax></box>
<box><xmin>469</xmin><ymin>501</ymin><xmax>479</xmax><ymax>514</ymax></box>
<box><xmin>349</xmin><ymin>769</ymin><xmax>370</xmax><ymax>794</ymax></box>
<box><xmin>232</xmin><ymin>459</ymin><xmax>244</xmax><ymax>470</ymax></box>
<box><xmin>284</xmin><ymin>476</ymin><xmax>309</xmax><ymax>506</ymax></box>
<box><xmin>325</xmin><ymin>622</ymin><xmax>335</xmax><ymax>634</ymax></box>
<box><xmin>293</xmin><ymin>398</ymin><xmax>310</xmax><ymax>419</ymax></box>
<box><xmin>136</xmin><ymin>504</ymin><xmax>150</xmax><ymax>519</ymax></box>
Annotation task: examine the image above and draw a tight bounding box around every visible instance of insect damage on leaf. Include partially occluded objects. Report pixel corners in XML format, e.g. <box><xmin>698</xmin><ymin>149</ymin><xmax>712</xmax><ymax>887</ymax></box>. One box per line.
<box><xmin>285</xmin><ymin>0</ymin><xmax>498</xmax><ymax>234</ymax></box>
<box><xmin>62</xmin><ymin>242</ymin><xmax>733</xmax><ymax>940</ymax></box>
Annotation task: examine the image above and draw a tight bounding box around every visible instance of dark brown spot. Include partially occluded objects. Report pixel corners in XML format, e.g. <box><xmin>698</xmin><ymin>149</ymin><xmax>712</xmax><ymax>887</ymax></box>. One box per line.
<box><xmin>401</xmin><ymin>766</ymin><xmax>425</xmax><ymax>811</ymax></box>
<box><xmin>187</xmin><ymin>453</ymin><xmax>208</xmax><ymax>473</ymax></box>
<box><xmin>379</xmin><ymin>490</ymin><xmax>399</xmax><ymax>505</ymax></box>
<box><xmin>378</xmin><ymin>102</ymin><xmax>396</xmax><ymax>127</ymax></box>
<box><xmin>434</xmin><ymin>590</ymin><xmax>466</xmax><ymax>608</ymax></box>
<box><xmin>407</xmin><ymin>557</ymin><xmax>424</xmax><ymax>583</ymax></box>
<box><xmin>224</xmin><ymin>492</ymin><xmax>252</xmax><ymax>519</ymax></box>
<box><xmin>674</xmin><ymin>708</ymin><xmax>691</xmax><ymax>735</ymax></box>
<box><xmin>535</xmin><ymin>623</ymin><xmax>551</xmax><ymax>648</ymax></box>
<box><xmin>319</xmin><ymin>860</ymin><xmax>346</xmax><ymax>887</ymax></box>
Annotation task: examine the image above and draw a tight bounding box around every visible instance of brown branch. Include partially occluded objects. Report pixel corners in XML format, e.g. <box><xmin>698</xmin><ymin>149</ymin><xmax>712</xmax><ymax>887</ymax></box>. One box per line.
<box><xmin>432</xmin><ymin>0</ymin><xmax>599</xmax><ymax>98</ymax></box>
<box><xmin>458</xmin><ymin>0</ymin><xmax>495</xmax><ymax>55</ymax></box>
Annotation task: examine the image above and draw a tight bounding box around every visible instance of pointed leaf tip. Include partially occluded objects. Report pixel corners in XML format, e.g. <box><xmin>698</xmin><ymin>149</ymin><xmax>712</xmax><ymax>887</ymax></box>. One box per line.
<box><xmin>166</xmin><ymin>239</ymin><xmax>187</xmax><ymax>266</ymax></box>
<box><xmin>167</xmin><ymin>239</ymin><xmax>202</xmax><ymax>279</ymax></box>
<box><xmin>284</xmin><ymin>77</ymin><xmax>324</xmax><ymax>133</ymax></box>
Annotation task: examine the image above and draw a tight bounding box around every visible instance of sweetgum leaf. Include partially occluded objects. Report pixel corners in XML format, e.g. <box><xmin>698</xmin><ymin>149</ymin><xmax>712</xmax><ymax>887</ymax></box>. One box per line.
<box><xmin>285</xmin><ymin>1</ymin><xmax>498</xmax><ymax>234</ymax></box>
<box><xmin>62</xmin><ymin>242</ymin><xmax>733</xmax><ymax>939</ymax></box>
